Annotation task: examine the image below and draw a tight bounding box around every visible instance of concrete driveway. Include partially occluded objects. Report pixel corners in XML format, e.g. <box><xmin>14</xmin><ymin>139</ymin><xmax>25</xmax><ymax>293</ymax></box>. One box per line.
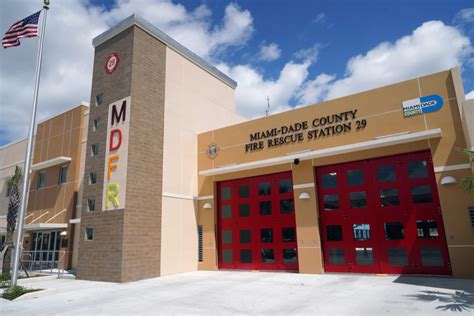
<box><xmin>1</xmin><ymin>271</ymin><xmax>473</xmax><ymax>315</ymax></box>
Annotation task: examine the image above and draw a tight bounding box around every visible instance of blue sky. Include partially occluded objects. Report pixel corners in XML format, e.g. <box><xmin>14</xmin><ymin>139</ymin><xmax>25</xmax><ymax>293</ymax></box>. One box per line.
<box><xmin>1</xmin><ymin>0</ymin><xmax>473</xmax><ymax>146</ymax></box>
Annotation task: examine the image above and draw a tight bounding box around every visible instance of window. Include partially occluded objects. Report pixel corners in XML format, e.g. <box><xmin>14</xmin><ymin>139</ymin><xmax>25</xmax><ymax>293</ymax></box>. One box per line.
<box><xmin>221</xmin><ymin>205</ymin><xmax>232</xmax><ymax>218</ymax></box>
<box><xmin>355</xmin><ymin>247</ymin><xmax>374</xmax><ymax>265</ymax></box>
<box><xmin>380</xmin><ymin>188</ymin><xmax>400</xmax><ymax>207</ymax></box>
<box><xmin>350</xmin><ymin>191</ymin><xmax>367</xmax><ymax>208</ymax></box>
<box><xmin>279</xmin><ymin>179</ymin><xmax>293</xmax><ymax>193</ymax></box>
<box><xmin>222</xmin><ymin>230</ymin><xmax>232</xmax><ymax>244</ymax></box>
<box><xmin>407</xmin><ymin>160</ymin><xmax>429</xmax><ymax>179</ymax></box>
<box><xmin>222</xmin><ymin>249</ymin><xmax>233</xmax><ymax>263</ymax></box>
<box><xmin>240</xmin><ymin>249</ymin><xmax>252</xmax><ymax>263</ymax></box>
<box><xmin>323</xmin><ymin>194</ymin><xmax>339</xmax><ymax>210</ymax></box>
<box><xmin>239</xmin><ymin>204</ymin><xmax>250</xmax><ymax>217</ymax></box>
<box><xmin>283</xmin><ymin>248</ymin><xmax>297</xmax><ymax>264</ymax></box>
<box><xmin>95</xmin><ymin>93</ymin><xmax>103</xmax><ymax>106</ymax></box>
<box><xmin>91</xmin><ymin>144</ymin><xmax>99</xmax><ymax>156</ymax></box>
<box><xmin>322</xmin><ymin>172</ymin><xmax>337</xmax><ymax>189</ymax></box>
<box><xmin>377</xmin><ymin>165</ymin><xmax>396</xmax><ymax>183</ymax></box>
<box><xmin>384</xmin><ymin>222</ymin><xmax>404</xmax><ymax>240</ymax></box>
<box><xmin>421</xmin><ymin>248</ymin><xmax>443</xmax><ymax>267</ymax></box>
<box><xmin>240</xmin><ymin>230</ymin><xmax>251</xmax><ymax>243</ymax></box>
<box><xmin>282</xmin><ymin>227</ymin><xmax>296</xmax><ymax>242</ymax></box>
<box><xmin>87</xmin><ymin>198</ymin><xmax>95</xmax><ymax>212</ymax></box>
<box><xmin>221</xmin><ymin>187</ymin><xmax>231</xmax><ymax>200</ymax></box>
<box><xmin>93</xmin><ymin>119</ymin><xmax>100</xmax><ymax>131</ymax></box>
<box><xmin>416</xmin><ymin>220</ymin><xmax>439</xmax><ymax>239</ymax></box>
<box><xmin>327</xmin><ymin>225</ymin><xmax>343</xmax><ymax>241</ymax></box>
<box><xmin>238</xmin><ymin>185</ymin><xmax>249</xmax><ymax>198</ymax></box>
<box><xmin>261</xmin><ymin>228</ymin><xmax>273</xmax><ymax>243</ymax></box>
<box><xmin>85</xmin><ymin>227</ymin><xmax>93</xmax><ymax>241</ymax></box>
<box><xmin>353</xmin><ymin>224</ymin><xmax>371</xmax><ymax>240</ymax></box>
<box><xmin>328</xmin><ymin>248</ymin><xmax>345</xmax><ymax>265</ymax></box>
<box><xmin>411</xmin><ymin>185</ymin><xmax>433</xmax><ymax>204</ymax></box>
<box><xmin>347</xmin><ymin>169</ymin><xmax>364</xmax><ymax>186</ymax></box>
<box><xmin>89</xmin><ymin>172</ymin><xmax>97</xmax><ymax>185</ymax></box>
<box><xmin>280</xmin><ymin>199</ymin><xmax>294</xmax><ymax>214</ymax></box>
<box><xmin>262</xmin><ymin>249</ymin><xmax>274</xmax><ymax>263</ymax></box>
<box><xmin>58</xmin><ymin>165</ymin><xmax>68</xmax><ymax>184</ymax></box>
<box><xmin>258</xmin><ymin>182</ymin><xmax>271</xmax><ymax>196</ymax></box>
<box><xmin>37</xmin><ymin>171</ymin><xmax>46</xmax><ymax>189</ymax></box>
<box><xmin>388</xmin><ymin>248</ymin><xmax>408</xmax><ymax>266</ymax></box>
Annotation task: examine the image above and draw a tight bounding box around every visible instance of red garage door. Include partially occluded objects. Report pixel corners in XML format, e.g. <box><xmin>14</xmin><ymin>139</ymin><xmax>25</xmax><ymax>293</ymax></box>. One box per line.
<box><xmin>217</xmin><ymin>172</ymin><xmax>298</xmax><ymax>271</ymax></box>
<box><xmin>316</xmin><ymin>150</ymin><xmax>451</xmax><ymax>275</ymax></box>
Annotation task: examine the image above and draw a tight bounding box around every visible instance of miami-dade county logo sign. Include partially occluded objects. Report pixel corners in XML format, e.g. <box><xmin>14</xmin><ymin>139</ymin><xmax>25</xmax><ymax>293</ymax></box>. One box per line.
<box><xmin>206</xmin><ymin>143</ymin><xmax>220</xmax><ymax>159</ymax></box>
<box><xmin>402</xmin><ymin>94</ymin><xmax>443</xmax><ymax>118</ymax></box>
<box><xmin>104</xmin><ymin>52</ymin><xmax>120</xmax><ymax>74</ymax></box>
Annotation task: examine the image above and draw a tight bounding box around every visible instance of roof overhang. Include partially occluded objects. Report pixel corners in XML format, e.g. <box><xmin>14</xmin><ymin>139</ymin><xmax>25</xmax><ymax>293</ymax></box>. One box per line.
<box><xmin>199</xmin><ymin>128</ymin><xmax>442</xmax><ymax>177</ymax></box>
<box><xmin>31</xmin><ymin>156</ymin><xmax>71</xmax><ymax>171</ymax></box>
<box><xmin>23</xmin><ymin>223</ymin><xmax>68</xmax><ymax>231</ymax></box>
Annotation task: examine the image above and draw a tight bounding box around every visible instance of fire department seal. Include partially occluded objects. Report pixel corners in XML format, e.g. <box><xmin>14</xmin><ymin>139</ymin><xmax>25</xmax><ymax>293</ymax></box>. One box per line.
<box><xmin>105</xmin><ymin>52</ymin><xmax>120</xmax><ymax>74</ymax></box>
<box><xmin>206</xmin><ymin>143</ymin><xmax>220</xmax><ymax>159</ymax></box>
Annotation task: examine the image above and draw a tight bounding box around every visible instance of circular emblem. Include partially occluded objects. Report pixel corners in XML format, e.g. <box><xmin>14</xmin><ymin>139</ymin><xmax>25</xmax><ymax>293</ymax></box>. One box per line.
<box><xmin>206</xmin><ymin>143</ymin><xmax>220</xmax><ymax>159</ymax></box>
<box><xmin>105</xmin><ymin>52</ymin><xmax>120</xmax><ymax>74</ymax></box>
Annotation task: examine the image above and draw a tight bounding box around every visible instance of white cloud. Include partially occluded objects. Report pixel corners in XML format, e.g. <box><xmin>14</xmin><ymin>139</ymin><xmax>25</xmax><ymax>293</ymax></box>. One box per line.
<box><xmin>301</xmin><ymin>21</ymin><xmax>472</xmax><ymax>104</ymax></box>
<box><xmin>258</xmin><ymin>43</ymin><xmax>281</xmax><ymax>61</ymax></box>
<box><xmin>218</xmin><ymin>61</ymin><xmax>311</xmax><ymax>118</ymax></box>
<box><xmin>466</xmin><ymin>90</ymin><xmax>474</xmax><ymax>99</ymax></box>
<box><xmin>454</xmin><ymin>8</ymin><xmax>474</xmax><ymax>24</ymax></box>
<box><xmin>312</xmin><ymin>12</ymin><xmax>326</xmax><ymax>24</ymax></box>
<box><xmin>0</xmin><ymin>0</ymin><xmax>254</xmax><ymax>143</ymax></box>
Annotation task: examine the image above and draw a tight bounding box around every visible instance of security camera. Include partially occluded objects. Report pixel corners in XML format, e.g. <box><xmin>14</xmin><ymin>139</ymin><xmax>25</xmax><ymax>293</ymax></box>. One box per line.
<box><xmin>293</xmin><ymin>158</ymin><xmax>300</xmax><ymax>165</ymax></box>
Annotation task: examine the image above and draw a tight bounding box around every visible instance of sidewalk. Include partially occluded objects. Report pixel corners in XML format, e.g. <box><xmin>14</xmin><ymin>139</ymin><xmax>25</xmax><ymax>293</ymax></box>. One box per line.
<box><xmin>1</xmin><ymin>271</ymin><xmax>473</xmax><ymax>315</ymax></box>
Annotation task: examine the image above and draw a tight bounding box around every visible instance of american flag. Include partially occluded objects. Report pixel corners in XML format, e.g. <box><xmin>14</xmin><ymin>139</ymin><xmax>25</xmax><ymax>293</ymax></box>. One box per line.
<box><xmin>2</xmin><ymin>11</ymin><xmax>41</xmax><ymax>49</ymax></box>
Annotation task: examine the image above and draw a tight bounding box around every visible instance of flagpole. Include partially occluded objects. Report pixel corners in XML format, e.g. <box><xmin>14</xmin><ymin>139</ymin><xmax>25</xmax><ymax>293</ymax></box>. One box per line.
<box><xmin>11</xmin><ymin>1</ymin><xmax>49</xmax><ymax>288</ymax></box>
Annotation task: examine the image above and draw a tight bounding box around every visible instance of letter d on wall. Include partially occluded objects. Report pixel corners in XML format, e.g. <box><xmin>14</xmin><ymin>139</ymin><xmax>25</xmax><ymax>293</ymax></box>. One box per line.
<box><xmin>102</xmin><ymin>96</ymin><xmax>131</xmax><ymax>211</ymax></box>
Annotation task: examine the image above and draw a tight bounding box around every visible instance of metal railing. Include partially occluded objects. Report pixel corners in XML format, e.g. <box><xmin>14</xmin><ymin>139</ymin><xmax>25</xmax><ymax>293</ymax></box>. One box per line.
<box><xmin>21</xmin><ymin>250</ymin><xmax>61</xmax><ymax>274</ymax></box>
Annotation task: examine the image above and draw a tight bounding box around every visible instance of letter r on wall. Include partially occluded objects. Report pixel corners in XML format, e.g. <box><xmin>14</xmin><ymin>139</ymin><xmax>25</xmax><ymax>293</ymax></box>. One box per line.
<box><xmin>106</xmin><ymin>183</ymin><xmax>120</xmax><ymax>208</ymax></box>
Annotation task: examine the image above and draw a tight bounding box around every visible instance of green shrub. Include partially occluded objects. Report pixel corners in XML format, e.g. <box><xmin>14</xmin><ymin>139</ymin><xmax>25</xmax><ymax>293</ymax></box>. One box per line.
<box><xmin>0</xmin><ymin>272</ymin><xmax>11</xmax><ymax>282</ymax></box>
<box><xmin>2</xmin><ymin>285</ymin><xmax>39</xmax><ymax>300</ymax></box>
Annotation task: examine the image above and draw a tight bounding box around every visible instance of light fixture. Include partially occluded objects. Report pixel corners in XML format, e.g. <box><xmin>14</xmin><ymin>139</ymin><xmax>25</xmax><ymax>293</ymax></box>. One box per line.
<box><xmin>60</xmin><ymin>231</ymin><xmax>67</xmax><ymax>236</ymax></box>
<box><xmin>299</xmin><ymin>192</ymin><xmax>311</xmax><ymax>200</ymax></box>
<box><xmin>203</xmin><ymin>202</ymin><xmax>212</xmax><ymax>209</ymax></box>
<box><xmin>441</xmin><ymin>176</ymin><xmax>457</xmax><ymax>185</ymax></box>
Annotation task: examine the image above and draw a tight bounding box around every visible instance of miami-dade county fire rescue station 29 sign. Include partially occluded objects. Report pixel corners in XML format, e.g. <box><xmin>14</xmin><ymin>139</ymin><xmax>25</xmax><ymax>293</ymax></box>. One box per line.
<box><xmin>245</xmin><ymin>109</ymin><xmax>367</xmax><ymax>152</ymax></box>
<box><xmin>103</xmin><ymin>96</ymin><xmax>131</xmax><ymax>211</ymax></box>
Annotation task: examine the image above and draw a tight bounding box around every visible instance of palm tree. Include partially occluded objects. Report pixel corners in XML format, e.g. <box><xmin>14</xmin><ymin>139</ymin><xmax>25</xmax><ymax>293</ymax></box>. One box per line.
<box><xmin>462</xmin><ymin>149</ymin><xmax>474</xmax><ymax>193</ymax></box>
<box><xmin>2</xmin><ymin>166</ymin><xmax>22</xmax><ymax>274</ymax></box>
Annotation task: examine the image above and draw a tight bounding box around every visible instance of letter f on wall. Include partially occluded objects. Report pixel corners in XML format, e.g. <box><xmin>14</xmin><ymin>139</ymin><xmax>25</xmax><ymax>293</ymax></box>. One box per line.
<box><xmin>106</xmin><ymin>183</ymin><xmax>120</xmax><ymax>208</ymax></box>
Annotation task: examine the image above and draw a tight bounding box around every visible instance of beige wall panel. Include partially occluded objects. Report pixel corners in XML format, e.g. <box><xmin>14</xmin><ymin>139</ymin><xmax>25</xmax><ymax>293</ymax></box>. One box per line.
<box><xmin>68</xmin><ymin>128</ymin><xmax>81</xmax><ymax>159</ymax></box>
<box><xmin>47</xmin><ymin>135</ymin><xmax>63</xmax><ymax>161</ymax></box>
<box><xmin>61</xmin><ymin>130</ymin><xmax>72</xmax><ymax>158</ymax></box>
<box><xmin>197</xmin><ymin>176</ymin><xmax>214</xmax><ymax>197</ymax></box>
<box><xmin>427</xmin><ymin>99</ymin><xmax>468</xmax><ymax>167</ymax></box>
<box><xmin>436</xmin><ymin>169</ymin><xmax>474</xmax><ymax>245</ymax></box>
<box><xmin>419</xmin><ymin>70</ymin><xmax>456</xmax><ymax>101</ymax></box>
<box><xmin>297</xmin><ymin>248</ymin><xmax>324</xmax><ymax>274</ymax></box>
<box><xmin>448</xmin><ymin>247</ymin><xmax>474</xmax><ymax>278</ymax></box>
<box><xmin>197</xmin><ymin>131</ymin><xmax>213</xmax><ymax>154</ymax></box>
<box><xmin>50</xmin><ymin>115</ymin><xmax>65</xmax><ymax>138</ymax></box>
<box><xmin>40</xmin><ymin>140</ymin><xmax>48</xmax><ymax>162</ymax></box>
<box><xmin>64</xmin><ymin>111</ymin><xmax>73</xmax><ymax>132</ymax></box>
<box><xmin>160</xmin><ymin>198</ymin><xmax>198</xmax><ymax>276</ymax></box>
<box><xmin>36</xmin><ymin>124</ymin><xmax>44</xmax><ymax>143</ymax></box>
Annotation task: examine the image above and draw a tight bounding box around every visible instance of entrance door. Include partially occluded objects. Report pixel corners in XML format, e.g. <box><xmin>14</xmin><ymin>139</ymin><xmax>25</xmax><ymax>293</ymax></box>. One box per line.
<box><xmin>31</xmin><ymin>231</ymin><xmax>60</xmax><ymax>269</ymax></box>
<box><xmin>217</xmin><ymin>172</ymin><xmax>298</xmax><ymax>271</ymax></box>
<box><xmin>317</xmin><ymin>150</ymin><xmax>451</xmax><ymax>275</ymax></box>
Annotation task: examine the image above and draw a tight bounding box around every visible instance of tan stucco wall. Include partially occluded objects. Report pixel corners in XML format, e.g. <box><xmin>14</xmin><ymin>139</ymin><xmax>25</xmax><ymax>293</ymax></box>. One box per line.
<box><xmin>197</xmin><ymin>68</ymin><xmax>474</xmax><ymax>278</ymax></box>
<box><xmin>160</xmin><ymin>47</ymin><xmax>243</xmax><ymax>276</ymax></box>
<box><xmin>0</xmin><ymin>138</ymin><xmax>29</xmax><ymax>219</ymax></box>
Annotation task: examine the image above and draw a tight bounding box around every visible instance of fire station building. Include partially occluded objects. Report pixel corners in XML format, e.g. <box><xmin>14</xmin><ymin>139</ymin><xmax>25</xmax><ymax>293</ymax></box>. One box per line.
<box><xmin>1</xmin><ymin>14</ymin><xmax>474</xmax><ymax>282</ymax></box>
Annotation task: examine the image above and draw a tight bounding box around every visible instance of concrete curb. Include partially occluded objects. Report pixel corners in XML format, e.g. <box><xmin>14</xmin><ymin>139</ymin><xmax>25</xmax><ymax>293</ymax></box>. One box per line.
<box><xmin>13</xmin><ymin>288</ymin><xmax>58</xmax><ymax>301</ymax></box>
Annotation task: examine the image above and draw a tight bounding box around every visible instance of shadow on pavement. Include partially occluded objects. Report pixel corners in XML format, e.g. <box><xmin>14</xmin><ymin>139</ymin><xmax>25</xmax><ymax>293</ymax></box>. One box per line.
<box><xmin>395</xmin><ymin>276</ymin><xmax>474</xmax><ymax>312</ymax></box>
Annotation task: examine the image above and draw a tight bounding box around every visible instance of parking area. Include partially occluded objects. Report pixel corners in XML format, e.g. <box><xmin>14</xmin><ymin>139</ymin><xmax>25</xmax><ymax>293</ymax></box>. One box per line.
<box><xmin>1</xmin><ymin>271</ymin><xmax>473</xmax><ymax>315</ymax></box>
